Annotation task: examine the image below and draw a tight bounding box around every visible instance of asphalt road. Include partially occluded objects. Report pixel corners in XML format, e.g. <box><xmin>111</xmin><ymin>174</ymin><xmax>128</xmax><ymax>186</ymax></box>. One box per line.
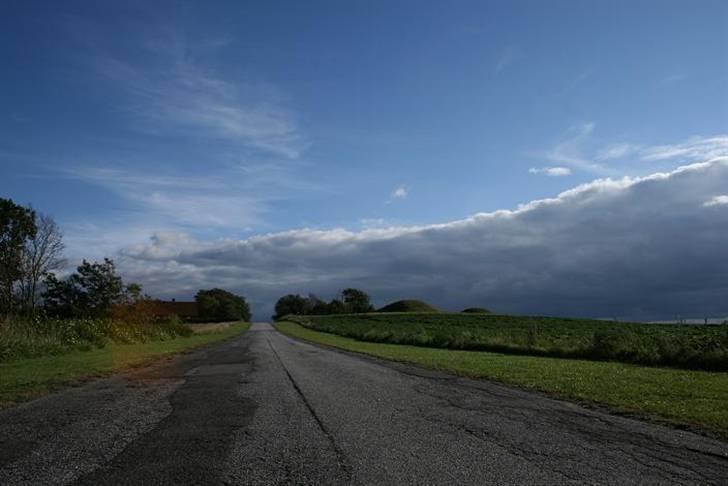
<box><xmin>1</xmin><ymin>323</ymin><xmax>727</xmax><ymax>485</ymax></box>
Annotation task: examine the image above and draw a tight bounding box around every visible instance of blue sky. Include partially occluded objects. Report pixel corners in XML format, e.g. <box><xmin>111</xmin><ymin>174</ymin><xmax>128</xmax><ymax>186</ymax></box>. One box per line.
<box><xmin>2</xmin><ymin>1</ymin><xmax>728</xmax><ymax>318</ymax></box>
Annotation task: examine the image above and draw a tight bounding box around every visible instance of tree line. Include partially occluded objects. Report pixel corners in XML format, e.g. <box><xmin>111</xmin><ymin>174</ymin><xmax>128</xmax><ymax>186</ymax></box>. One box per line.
<box><xmin>273</xmin><ymin>288</ymin><xmax>374</xmax><ymax>320</ymax></box>
<box><xmin>1</xmin><ymin>198</ymin><xmax>250</xmax><ymax>322</ymax></box>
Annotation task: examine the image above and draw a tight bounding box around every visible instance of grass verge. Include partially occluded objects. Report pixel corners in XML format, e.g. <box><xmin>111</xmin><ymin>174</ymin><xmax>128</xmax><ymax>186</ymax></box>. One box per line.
<box><xmin>0</xmin><ymin>322</ymin><xmax>250</xmax><ymax>406</ymax></box>
<box><xmin>293</xmin><ymin>313</ymin><xmax>728</xmax><ymax>371</ymax></box>
<box><xmin>276</xmin><ymin>321</ymin><xmax>728</xmax><ymax>437</ymax></box>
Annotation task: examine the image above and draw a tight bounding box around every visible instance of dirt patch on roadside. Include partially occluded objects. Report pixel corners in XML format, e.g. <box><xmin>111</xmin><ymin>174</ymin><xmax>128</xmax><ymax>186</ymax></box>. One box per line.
<box><xmin>189</xmin><ymin>322</ymin><xmax>240</xmax><ymax>334</ymax></box>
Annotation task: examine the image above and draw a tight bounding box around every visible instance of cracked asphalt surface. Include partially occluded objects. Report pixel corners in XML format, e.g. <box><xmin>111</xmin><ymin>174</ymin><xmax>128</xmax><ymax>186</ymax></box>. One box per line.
<box><xmin>1</xmin><ymin>322</ymin><xmax>727</xmax><ymax>485</ymax></box>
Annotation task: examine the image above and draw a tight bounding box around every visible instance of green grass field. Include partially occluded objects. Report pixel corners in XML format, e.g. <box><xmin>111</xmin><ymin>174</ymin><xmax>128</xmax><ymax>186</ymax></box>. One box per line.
<box><xmin>0</xmin><ymin>322</ymin><xmax>249</xmax><ymax>406</ymax></box>
<box><xmin>292</xmin><ymin>313</ymin><xmax>728</xmax><ymax>370</ymax></box>
<box><xmin>276</xmin><ymin>321</ymin><xmax>728</xmax><ymax>437</ymax></box>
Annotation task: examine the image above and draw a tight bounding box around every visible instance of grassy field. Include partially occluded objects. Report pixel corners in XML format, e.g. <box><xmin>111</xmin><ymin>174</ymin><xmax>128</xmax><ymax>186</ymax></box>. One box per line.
<box><xmin>0</xmin><ymin>322</ymin><xmax>249</xmax><ymax>406</ymax></box>
<box><xmin>276</xmin><ymin>321</ymin><xmax>728</xmax><ymax>437</ymax></box>
<box><xmin>291</xmin><ymin>313</ymin><xmax>728</xmax><ymax>370</ymax></box>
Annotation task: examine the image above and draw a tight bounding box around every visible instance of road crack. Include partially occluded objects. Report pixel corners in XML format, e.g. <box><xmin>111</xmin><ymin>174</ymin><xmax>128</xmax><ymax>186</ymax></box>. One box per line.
<box><xmin>265</xmin><ymin>335</ymin><xmax>353</xmax><ymax>483</ymax></box>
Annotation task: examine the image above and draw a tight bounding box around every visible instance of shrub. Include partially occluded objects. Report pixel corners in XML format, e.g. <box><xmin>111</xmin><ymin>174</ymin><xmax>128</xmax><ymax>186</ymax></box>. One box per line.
<box><xmin>462</xmin><ymin>307</ymin><xmax>492</xmax><ymax>314</ymax></box>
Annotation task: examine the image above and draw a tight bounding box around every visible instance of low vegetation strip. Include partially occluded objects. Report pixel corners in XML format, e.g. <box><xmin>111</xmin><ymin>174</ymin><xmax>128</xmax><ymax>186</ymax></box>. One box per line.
<box><xmin>0</xmin><ymin>322</ymin><xmax>249</xmax><ymax>406</ymax></box>
<box><xmin>0</xmin><ymin>316</ymin><xmax>194</xmax><ymax>362</ymax></box>
<box><xmin>275</xmin><ymin>321</ymin><xmax>728</xmax><ymax>437</ymax></box>
<box><xmin>290</xmin><ymin>313</ymin><xmax>728</xmax><ymax>371</ymax></box>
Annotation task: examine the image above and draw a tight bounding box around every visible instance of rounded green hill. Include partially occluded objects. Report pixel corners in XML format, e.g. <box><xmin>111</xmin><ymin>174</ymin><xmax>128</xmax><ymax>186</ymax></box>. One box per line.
<box><xmin>377</xmin><ymin>299</ymin><xmax>440</xmax><ymax>313</ymax></box>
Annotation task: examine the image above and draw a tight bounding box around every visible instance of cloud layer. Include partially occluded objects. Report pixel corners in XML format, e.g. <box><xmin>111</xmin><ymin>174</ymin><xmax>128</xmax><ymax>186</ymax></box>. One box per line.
<box><xmin>116</xmin><ymin>158</ymin><xmax>728</xmax><ymax>320</ymax></box>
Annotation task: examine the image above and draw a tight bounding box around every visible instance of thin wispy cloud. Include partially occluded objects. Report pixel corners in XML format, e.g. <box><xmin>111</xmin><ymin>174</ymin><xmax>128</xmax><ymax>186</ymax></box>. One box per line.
<box><xmin>640</xmin><ymin>136</ymin><xmax>728</xmax><ymax>162</ymax></box>
<box><xmin>90</xmin><ymin>33</ymin><xmax>306</xmax><ymax>159</ymax></box>
<box><xmin>536</xmin><ymin>127</ymin><xmax>728</xmax><ymax>178</ymax></box>
<box><xmin>662</xmin><ymin>73</ymin><xmax>688</xmax><ymax>84</ymax></box>
<box><xmin>596</xmin><ymin>143</ymin><xmax>638</xmax><ymax>161</ymax></box>
<box><xmin>567</xmin><ymin>66</ymin><xmax>598</xmax><ymax>89</ymax></box>
<box><xmin>541</xmin><ymin>122</ymin><xmax>610</xmax><ymax>175</ymax></box>
<box><xmin>528</xmin><ymin>167</ymin><xmax>572</xmax><ymax>177</ymax></box>
<box><xmin>52</xmin><ymin>28</ymin><xmax>327</xmax><ymax>255</ymax></box>
<box><xmin>359</xmin><ymin>218</ymin><xmax>388</xmax><ymax>229</ymax></box>
<box><xmin>61</xmin><ymin>165</ymin><xmax>264</xmax><ymax>229</ymax></box>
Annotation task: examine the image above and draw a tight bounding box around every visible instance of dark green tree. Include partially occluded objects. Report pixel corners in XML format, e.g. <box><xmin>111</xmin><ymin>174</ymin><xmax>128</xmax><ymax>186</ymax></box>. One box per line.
<box><xmin>195</xmin><ymin>288</ymin><xmax>251</xmax><ymax>322</ymax></box>
<box><xmin>43</xmin><ymin>258</ymin><xmax>132</xmax><ymax>317</ymax></box>
<box><xmin>0</xmin><ymin>198</ymin><xmax>36</xmax><ymax>315</ymax></box>
<box><xmin>325</xmin><ymin>298</ymin><xmax>347</xmax><ymax>315</ymax></box>
<box><xmin>341</xmin><ymin>288</ymin><xmax>374</xmax><ymax>313</ymax></box>
<box><xmin>307</xmin><ymin>294</ymin><xmax>328</xmax><ymax>315</ymax></box>
<box><xmin>273</xmin><ymin>294</ymin><xmax>311</xmax><ymax>320</ymax></box>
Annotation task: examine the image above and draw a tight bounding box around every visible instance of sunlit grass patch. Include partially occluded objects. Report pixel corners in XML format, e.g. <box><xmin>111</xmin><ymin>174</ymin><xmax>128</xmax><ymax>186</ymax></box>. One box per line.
<box><xmin>0</xmin><ymin>322</ymin><xmax>249</xmax><ymax>406</ymax></box>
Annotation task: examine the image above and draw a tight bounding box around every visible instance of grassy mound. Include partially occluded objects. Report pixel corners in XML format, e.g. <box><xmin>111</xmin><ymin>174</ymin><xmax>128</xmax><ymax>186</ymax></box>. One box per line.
<box><xmin>462</xmin><ymin>307</ymin><xmax>491</xmax><ymax>314</ymax></box>
<box><xmin>377</xmin><ymin>299</ymin><xmax>440</xmax><ymax>313</ymax></box>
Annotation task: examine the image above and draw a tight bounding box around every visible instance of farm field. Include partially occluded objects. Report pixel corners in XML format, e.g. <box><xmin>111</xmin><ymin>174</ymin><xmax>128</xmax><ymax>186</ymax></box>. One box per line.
<box><xmin>292</xmin><ymin>313</ymin><xmax>728</xmax><ymax>370</ymax></box>
<box><xmin>0</xmin><ymin>322</ymin><xmax>249</xmax><ymax>406</ymax></box>
<box><xmin>276</xmin><ymin>321</ymin><xmax>728</xmax><ymax>437</ymax></box>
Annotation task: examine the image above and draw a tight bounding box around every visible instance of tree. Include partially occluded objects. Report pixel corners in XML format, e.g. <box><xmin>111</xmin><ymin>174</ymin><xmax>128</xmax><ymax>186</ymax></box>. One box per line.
<box><xmin>0</xmin><ymin>198</ymin><xmax>36</xmax><ymax>315</ymax></box>
<box><xmin>325</xmin><ymin>298</ymin><xmax>346</xmax><ymax>315</ymax></box>
<box><xmin>195</xmin><ymin>288</ymin><xmax>251</xmax><ymax>322</ymax></box>
<box><xmin>18</xmin><ymin>212</ymin><xmax>65</xmax><ymax>314</ymax></box>
<box><xmin>342</xmin><ymin>288</ymin><xmax>374</xmax><ymax>313</ymax></box>
<box><xmin>307</xmin><ymin>294</ymin><xmax>328</xmax><ymax>315</ymax></box>
<box><xmin>43</xmin><ymin>258</ymin><xmax>129</xmax><ymax>317</ymax></box>
<box><xmin>273</xmin><ymin>294</ymin><xmax>310</xmax><ymax>320</ymax></box>
<box><xmin>123</xmin><ymin>282</ymin><xmax>145</xmax><ymax>304</ymax></box>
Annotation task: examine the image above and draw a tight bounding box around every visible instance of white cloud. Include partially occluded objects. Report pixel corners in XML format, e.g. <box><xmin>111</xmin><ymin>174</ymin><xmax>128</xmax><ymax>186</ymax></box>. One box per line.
<box><xmin>391</xmin><ymin>185</ymin><xmax>408</xmax><ymax>200</ymax></box>
<box><xmin>528</xmin><ymin>167</ymin><xmax>572</xmax><ymax>177</ymax></box>
<box><xmin>115</xmin><ymin>158</ymin><xmax>728</xmax><ymax>320</ymax></box>
<box><xmin>704</xmin><ymin>195</ymin><xmax>728</xmax><ymax>207</ymax></box>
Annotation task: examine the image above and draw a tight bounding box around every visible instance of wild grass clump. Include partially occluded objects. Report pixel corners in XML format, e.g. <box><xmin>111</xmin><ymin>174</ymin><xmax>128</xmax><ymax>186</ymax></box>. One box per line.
<box><xmin>294</xmin><ymin>313</ymin><xmax>728</xmax><ymax>371</ymax></box>
<box><xmin>0</xmin><ymin>314</ymin><xmax>192</xmax><ymax>363</ymax></box>
<box><xmin>590</xmin><ymin>327</ymin><xmax>728</xmax><ymax>369</ymax></box>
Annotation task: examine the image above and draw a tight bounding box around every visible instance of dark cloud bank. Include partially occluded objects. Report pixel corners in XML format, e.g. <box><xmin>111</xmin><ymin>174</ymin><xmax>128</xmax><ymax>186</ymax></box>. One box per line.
<box><xmin>118</xmin><ymin>159</ymin><xmax>728</xmax><ymax>321</ymax></box>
